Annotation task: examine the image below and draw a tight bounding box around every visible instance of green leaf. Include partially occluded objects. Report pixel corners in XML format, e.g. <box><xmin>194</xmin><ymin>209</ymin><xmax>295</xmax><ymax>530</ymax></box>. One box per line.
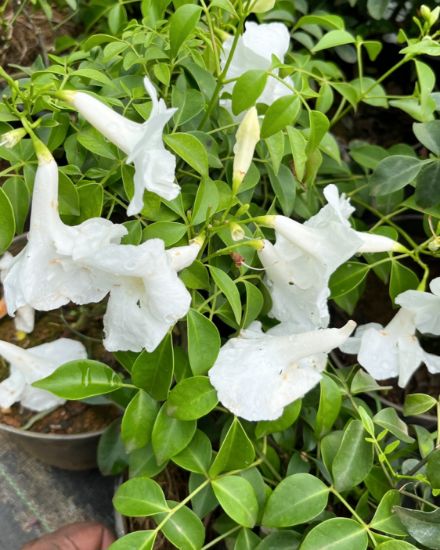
<box><xmin>164</xmin><ymin>133</ymin><xmax>208</xmax><ymax>176</ymax></box>
<box><xmin>351</xmin><ymin>369</ymin><xmax>384</xmax><ymax>394</ymax></box>
<box><xmin>330</xmin><ymin>262</ymin><xmax>370</xmax><ymax>299</ymax></box>
<box><xmin>376</xmin><ymin>542</ymin><xmax>418</xmax><ymax>550</ymax></box>
<box><xmin>413</xmin><ymin>121</ymin><xmax>440</xmax><ymax>155</ymax></box>
<box><xmin>121</xmin><ymin>390</ymin><xmax>159</xmax><ymax>452</ymax></box>
<box><xmin>2</xmin><ymin>177</ymin><xmax>29</xmax><ymax>234</ymax></box>
<box><xmin>242</xmin><ymin>282</ymin><xmax>264</xmax><ymax>329</ymax></box>
<box><xmin>294</xmin><ymin>14</ymin><xmax>344</xmax><ymax>30</ymax></box>
<box><xmin>232</xmin><ymin>70</ymin><xmax>268</xmax><ymax>115</ymax></box>
<box><xmin>374</xmin><ymin>408</ymin><xmax>414</xmax><ymax>443</ymax></box>
<box><xmin>312</xmin><ymin>30</ymin><xmax>355</xmax><ymax>52</ymax></box>
<box><xmin>109</xmin><ymin>530</ymin><xmax>157</xmax><ymax>550</ymax></box>
<box><xmin>121</xmin><ymin>220</ymin><xmax>142</xmax><ymax>245</ymax></box>
<box><xmin>72</xmin><ymin>68</ymin><xmax>114</xmax><ymax>87</ymax></box>
<box><xmin>266</xmin><ymin>131</ymin><xmax>285</xmax><ymax>175</ymax></box>
<box><xmin>132</xmin><ymin>334</ymin><xmax>174</xmax><ymax>401</ymax></box>
<box><xmin>260</xmin><ymin>96</ymin><xmax>300</xmax><ymax>139</ymax></box>
<box><xmin>107</xmin><ymin>3</ymin><xmax>127</xmax><ymax>33</ymax></box>
<box><xmin>427</xmin><ymin>449</ymin><xmax>440</xmax><ymax>489</ymax></box>
<box><xmin>300</xmin><ymin>518</ymin><xmax>368</xmax><ymax>550</ymax></box>
<box><xmin>212</xmin><ymin>476</ymin><xmax>259</xmax><ymax>528</ymax></box>
<box><xmin>77</xmin><ymin>183</ymin><xmax>103</xmax><ymax>221</ymax></box>
<box><xmin>315</xmin><ymin>375</ymin><xmax>342</xmax><ymax>438</ymax></box>
<box><xmin>98</xmin><ymin>419</ymin><xmax>128</xmax><ymax>476</ymax></box>
<box><xmin>151</xmin><ymin>404</ymin><xmax>196</xmax><ymax>463</ymax></box>
<box><xmin>262</xmin><ymin>473</ymin><xmax>329</xmax><ymax>528</ymax></box>
<box><xmin>350</xmin><ymin>144</ymin><xmax>388</xmax><ymax>170</ymax></box>
<box><xmin>77</xmin><ymin>127</ymin><xmax>116</xmax><ymax>159</ymax></box>
<box><xmin>403</xmin><ymin>393</ymin><xmax>437</xmax><ymax>416</ymax></box>
<box><xmin>0</xmin><ymin>188</ymin><xmax>15</xmax><ymax>253</ymax></box>
<box><xmin>155</xmin><ymin>501</ymin><xmax>205</xmax><ymax>550</ymax></box>
<box><xmin>172</xmin><ymin>430</ymin><xmax>212</xmax><ymax>474</ymax></box>
<box><xmin>255</xmin><ymin>400</ymin><xmax>302</xmax><ymax>438</ymax></box>
<box><xmin>209</xmin><ymin>417</ymin><xmax>255</xmax><ymax>477</ymax></box>
<box><xmin>143</xmin><ymin>222</ymin><xmax>187</xmax><ymax>246</ymax></box>
<box><xmin>367</xmin><ymin>0</ymin><xmax>388</xmax><ymax>19</ymax></box>
<box><xmin>332</xmin><ymin>420</ymin><xmax>373</xmax><ymax>492</ymax></box>
<box><xmin>166</xmin><ymin>376</ymin><xmax>218</xmax><ymax>420</ymax></box>
<box><xmin>113</xmin><ymin>478</ymin><xmax>168</xmax><ymax>517</ymax></box>
<box><xmin>389</xmin><ymin>262</ymin><xmax>419</xmax><ymax>302</ymax></box>
<box><xmin>394</xmin><ymin>507</ymin><xmax>440</xmax><ymax>550</ymax></box>
<box><xmin>371</xmin><ymin>156</ymin><xmax>424</xmax><ymax>196</ymax></box>
<box><xmin>306</xmin><ymin>110</ymin><xmax>330</xmax><ymax>153</ymax></box>
<box><xmin>187</xmin><ymin>309</ymin><xmax>221</xmax><ymax>375</ymax></box>
<box><xmin>370</xmin><ymin>490</ymin><xmax>407</xmax><ymax>535</ymax></box>
<box><xmin>192</xmin><ymin>177</ymin><xmax>220</xmax><ymax>225</ymax></box>
<box><xmin>169</xmin><ymin>4</ymin><xmax>202</xmax><ymax>57</ymax></box>
<box><xmin>33</xmin><ymin>360</ymin><xmax>123</xmax><ymax>399</ymax></box>
<box><xmin>267</xmin><ymin>164</ymin><xmax>297</xmax><ymax>216</ymax></box>
<box><xmin>180</xmin><ymin>261</ymin><xmax>209</xmax><ymax>290</ymax></box>
<box><xmin>287</xmin><ymin>127</ymin><xmax>307</xmax><ymax>181</ymax></box>
<box><xmin>415</xmin><ymin>161</ymin><xmax>440</xmax><ymax>208</ymax></box>
<box><xmin>234</xmin><ymin>528</ymin><xmax>261</xmax><ymax>550</ymax></box>
<box><xmin>351</xmin><ymin>77</ymin><xmax>388</xmax><ymax>108</ymax></box>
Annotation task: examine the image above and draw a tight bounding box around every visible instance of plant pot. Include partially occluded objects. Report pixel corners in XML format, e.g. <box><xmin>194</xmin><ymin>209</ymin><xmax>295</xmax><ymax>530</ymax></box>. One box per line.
<box><xmin>0</xmin><ymin>421</ymin><xmax>106</xmax><ymax>470</ymax></box>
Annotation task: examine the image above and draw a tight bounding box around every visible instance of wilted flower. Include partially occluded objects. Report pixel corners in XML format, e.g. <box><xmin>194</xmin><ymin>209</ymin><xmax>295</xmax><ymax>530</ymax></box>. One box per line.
<box><xmin>59</xmin><ymin>77</ymin><xmax>178</xmax><ymax>215</ymax></box>
<box><xmin>209</xmin><ymin>320</ymin><xmax>355</xmax><ymax>421</ymax></box>
<box><xmin>396</xmin><ymin>277</ymin><xmax>440</xmax><ymax>335</ymax></box>
<box><xmin>0</xmin><ymin>338</ymin><xmax>86</xmax><ymax>411</ymax></box>
<box><xmin>221</xmin><ymin>22</ymin><xmax>294</xmax><ymax>110</ymax></box>
<box><xmin>232</xmin><ymin>107</ymin><xmax>260</xmax><ymax>193</ymax></box>
<box><xmin>340</xmin><ymin>308</ymin><xmax>440</xmax><ymax>387</ymax></box>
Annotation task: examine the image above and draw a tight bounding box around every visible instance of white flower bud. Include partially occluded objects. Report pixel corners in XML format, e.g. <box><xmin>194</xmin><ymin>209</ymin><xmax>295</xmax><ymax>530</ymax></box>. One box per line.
<box><xmin>230</xmin><ymin>222</ymin><xmax>245</xmax><ymax>242</ymax></box>
<box><xmin>232</xmin><ymin>107</ymin><xmax>260</xmax><ymax>193</ymax></box>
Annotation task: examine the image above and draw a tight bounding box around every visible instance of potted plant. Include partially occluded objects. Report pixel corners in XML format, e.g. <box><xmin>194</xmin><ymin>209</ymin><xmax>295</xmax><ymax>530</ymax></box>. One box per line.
<box><xmin>1</xmin><ymin>0</ymin><xmax>440</xmax><ymax>547</ymax></box>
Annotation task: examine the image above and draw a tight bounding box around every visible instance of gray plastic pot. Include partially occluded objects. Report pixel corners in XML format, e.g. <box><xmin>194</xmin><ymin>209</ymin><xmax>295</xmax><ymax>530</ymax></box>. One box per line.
<box><xmin>0</xmin><ymin>421</ymin><xmax>106</xmax><ymax>470</ymax></box>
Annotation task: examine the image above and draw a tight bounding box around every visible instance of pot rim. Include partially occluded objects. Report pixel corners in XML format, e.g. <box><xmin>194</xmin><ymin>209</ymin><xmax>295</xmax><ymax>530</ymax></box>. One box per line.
<box><xmin>0</xmin><ymin>420</ymin><xmax>106</xmax><ymax>440</ymax></box>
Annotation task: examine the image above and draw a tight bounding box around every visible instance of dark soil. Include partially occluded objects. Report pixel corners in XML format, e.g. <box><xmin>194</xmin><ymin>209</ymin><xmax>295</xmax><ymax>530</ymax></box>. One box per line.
<box><xmin>0</xmin><ymin>400</ymin><xmax>120</xmax><ymax>434</ymax></box>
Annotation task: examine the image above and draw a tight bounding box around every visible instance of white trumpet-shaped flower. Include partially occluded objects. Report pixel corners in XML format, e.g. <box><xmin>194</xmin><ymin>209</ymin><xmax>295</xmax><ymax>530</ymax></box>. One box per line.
<box><xmin>60</xmin><ymin>77</ymin><xmax>178</xmax><ymax>215</ymax></box>
<box><xmin>257</xmin><ymin>185</ymin><xmax>403</xmax><ymax>329</ymax></box>
<box><xmin>209</xmin><ymin>320</ymin><xmax>356</xmax><ymax>421</ymax></box>
<box><xmin>0</xmin><ymin>338</ymin><xmax>87</xmax><ymax>411</ymax></box>
<box><xmin>396</xmin><ymin>277</ymin><xmax>440</xmax><ymax>335</ymax></box>
<box><xmin>221</xmin><ymin>22</ymin><xmax>294</xmax><ymax>110</ymax></box>
<box><xmin>1</xmin><ymin>147</ymin><xmax>200</xmax><ymax>353</ymax></box>
<box><xmin>0</xmin><ymin>252</ymin><xmax>35</xmax><ymax>333</ymax></box>
<box><xmin>340</xmin><ymin>308</ymin><xmax>440</xmax><ymax>387</ymax></box>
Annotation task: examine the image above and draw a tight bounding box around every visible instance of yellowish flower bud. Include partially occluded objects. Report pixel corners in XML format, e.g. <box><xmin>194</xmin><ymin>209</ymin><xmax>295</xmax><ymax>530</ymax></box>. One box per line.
<box><xmin>232</xmin><ymin>107</ymin><xmax>260</xmax><ymax>194</ymax></box>
<box><xmin>230</xmin><ymin>222</ymin><xmax>245</xmax><ymax>242</ymax></box>
<box><xmin>0</xmin><ymin>128</ymin><xmax>26</xmax><ymax>149</ymax></box>
<box><xmin>250</xmin><ymin>0</ymin><xmax>276</xmax><ymax>14</ymax></box>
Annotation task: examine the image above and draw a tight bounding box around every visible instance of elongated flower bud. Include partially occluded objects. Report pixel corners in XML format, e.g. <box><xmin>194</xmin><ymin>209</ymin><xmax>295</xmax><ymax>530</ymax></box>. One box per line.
<box><xmin>0</xmin><ymin>128</ymin><xmax>26</xmax><ymax>149</ymax></box>
<box><xmin>230</xmin><ymin>222</ymin><xmax>245</xmax><ymax>242</ymax></box>
<box><xmin>233</xmin><ymin>107</ymin><xmax>260</xmax><ymax>193</ymax></box>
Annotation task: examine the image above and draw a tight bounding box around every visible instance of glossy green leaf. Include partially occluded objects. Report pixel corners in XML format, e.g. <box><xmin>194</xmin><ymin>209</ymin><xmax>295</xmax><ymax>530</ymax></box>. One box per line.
<box><xmin>210</xmin><ymin>417</ymin><xmax>255</xmax><ymax>477</ymax></box>
<box><xmin>394</xmin><ymin>507</ymin><xmax>440</xmax><ymax>550</ymax></box>
<box><xmin>315</xmin><ymin>374</ymin><xmax>342</xmax><ymax>438</ymax></box>
<box><xmin>370</xmin><ymin>490</ymin><xmax>406</xmax><ymax>535</ymax></box>
<box><xmin>164</xmin><ymin>133</ymin><xmax>208</xmax><ymax>176</ymax></box>
<box><xmin>242</xmin><ymin>282</ymin><xmax>264</xmax><ymax>329</ymax></box>
<box><xmin>403</xmin><ymin>393</ymin><xmax>437</xmax><ymax>416</ymax></box>
<box><xmin>260</xmin><ymin>96</ymin><xmax>300</xmax><ymax>138</ymax></box>
<box><xmin>232</xmin><ymin>70</ymin><xmax>268</xmax><ymax>115</ymax></box>
<box><xmin>255</xmin><ymin>400</ymin><xmax>302</xmax><ymax>438</ymax></box>
<box><xmin>192</xmin><ymin>177</ymin><xmax>220</xmax><ymax>225</ymax></box>
<box><xmin>413</xmin><ymin>121</ymin><xmax>440</xmax><ymax>155</ymax></box>
<box><xmin>132</xmin><ymin>334</ymin><xmax>174</xmax><ymax>401</ymax></box>
<box><xmin>143</xmin><ymin>222</ymin><xmax>187</xmax><ymax>246</ymax></box>
<box><xmin>172</xmin><ymin>430</ymin><xmax>212</xmax><ymax>474</ymax></box>
<box><xmin>427</xmin><ymin>450</ymin><xmax>440</xmax><ymax>489</ymax></box>
<box><xmin>151</xmin><ymin>404</ymin><xmax>196</xmax><ymax>463</ymax></box>
<box><xmin>415</xmin><ymin>161</ymin><xmax>440</xmax><ymax>208</ymax></box>
<box><xmin>332</xmin><ymin>420</ymin><xmax>373</xmax><ymax>492</ymax></box>
<box><xmin>301</xmin><ymin>518</ymin><xmax>368</xmax><ymax>550</ymax></box>
<box><xmin>312</xmin><ymin>30</ymin><xmax>355</xmax><ymax>52</ymax></box>
<box><xmin>212</xmin><ymin>476</ymin><xmax>259</xmax><ymax>528</ymax></box>
<box><xmin>109</xmin><ymin>530</ymin><xmax>157</xmax><ymax>550</ymax></box>
<box><xmin>267</xmin><ymin>163</ymin><xmax>297</xmax><ymax>216</ymax></box>
<box><xmin>166</xmin><ymin>376</ymin><xmax>218</xmax><ymax>420</ymax></box>
<box><xmin>306</xmin><ymin>110</ymin><xmax>330</xmax><ymax>153</ymax></box>
<box><xmin>371</xmin><ymin>156</ymin><xmax>424</xmax><ymax>196</ymax></box>
<box><xmin>374</xmin><ymin>407</ymin><xmax>414</xmax><ymax>443</ymax></box>
<box><xmin>0</xmin><ymin>188</ymin><xmax>15</xmax><ymax>253</ymax></box>
<box><xmin>389</xmin><ymin>262</ymin><xmax>419</xmax><ymax>302</ymax></box>
<box><xmin>113</xmin><ymin>478</ymin><xmax>168</xmax><ymax>517</ymax></box>
<box><xmin>169</xmin><ymin>4</ymin><xmax>202</xmax><ymax>57</ymax></box>
<box><xmin>330</xmin><ymin>262</ymin><xmax>369</xmax><ymax>299</ymax></box>
<box><xmin>187</xmin><ymin>309</ymin><xmax>221</xmax><ymax>375</ymax></box>
<box><xmin>121</xmin><ymin>390</ymin><xmax>159</xmax><ymax>452</ymax></box>
<box><xmin>262</xmin><ymin>473</ymin><xmax>328</xmax><ymax>528</ymax></box>
<box><xmin>155</xmin><ymin>501</ymin><xmax>205</xmax><ymax>550</ymax></box>
<box><xmin>33</xmin><ymin>360</ymin><xmax>123</xmax><ymax>399</ymax></box>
